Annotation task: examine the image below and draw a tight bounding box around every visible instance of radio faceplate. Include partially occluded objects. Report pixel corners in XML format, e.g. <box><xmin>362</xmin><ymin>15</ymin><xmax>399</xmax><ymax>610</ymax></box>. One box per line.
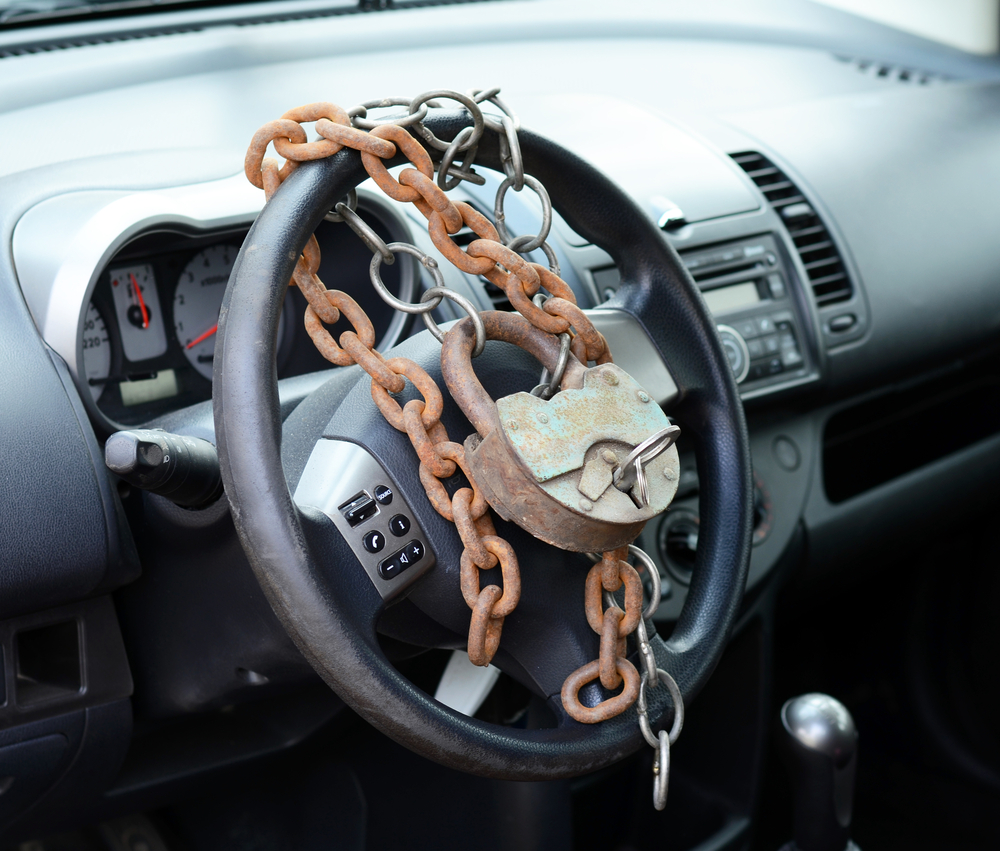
<box><xmin>681</xmin><ymin>233</ymin><xmax>811</xmax><ymax>391</ymax></box>
<box><xmin>590</xmin><ymin>232</ymin><xmax>815</xmax><ymax>396</ymax></box>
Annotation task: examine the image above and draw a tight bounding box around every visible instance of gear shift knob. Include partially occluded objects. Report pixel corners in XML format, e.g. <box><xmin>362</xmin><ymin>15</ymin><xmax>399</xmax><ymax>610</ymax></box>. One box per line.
<box><xmin>780</xmin><ymin>693</ymin><xmax>859</xmax><ymax>851</ymax></box>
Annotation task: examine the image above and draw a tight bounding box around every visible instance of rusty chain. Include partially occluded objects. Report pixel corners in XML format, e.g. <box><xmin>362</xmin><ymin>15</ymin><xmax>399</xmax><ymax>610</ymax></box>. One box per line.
<box><xmin>245</xmin><ymin>89</ymin><xmax>651</xmax><ymax>724</ymax></box>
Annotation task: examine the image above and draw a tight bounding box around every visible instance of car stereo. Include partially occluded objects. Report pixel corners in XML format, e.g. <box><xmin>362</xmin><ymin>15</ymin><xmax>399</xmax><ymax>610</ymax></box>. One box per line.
<box><xmin>681</xmin><ymin>234</ymin><xmax>809</xmax><ymax>387</ymax></box>
<box><xmin>592</xmin><ymin>233</ymin><xmax>810</xmax><ymax>390</ymax></box>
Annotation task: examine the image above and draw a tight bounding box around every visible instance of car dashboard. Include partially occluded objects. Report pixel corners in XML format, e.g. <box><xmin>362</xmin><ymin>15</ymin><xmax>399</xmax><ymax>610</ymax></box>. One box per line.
<box><xmin>2</xmin><ymin>0</ymin><xmax>1000</xmax><ymax>845</ymax></box>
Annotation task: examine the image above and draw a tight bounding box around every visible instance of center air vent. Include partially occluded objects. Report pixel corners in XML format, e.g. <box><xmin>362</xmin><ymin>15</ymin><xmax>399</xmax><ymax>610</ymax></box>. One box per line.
<box><xmin>833</xmin><ymin>55</ymin><xmax>952</xmax><ymax>85</ymax></box>
<box><xmin>730</xmin><ymin>151</ymin><xmax>852</xmax><ymax>307</ymax></box>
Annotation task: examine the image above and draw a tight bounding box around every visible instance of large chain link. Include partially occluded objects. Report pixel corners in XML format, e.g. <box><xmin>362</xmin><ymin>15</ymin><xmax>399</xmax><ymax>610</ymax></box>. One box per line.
<box><xmin>245</xmin><ymin>89</ymin><xmax>641</xmax><ymax>723</ymax></box>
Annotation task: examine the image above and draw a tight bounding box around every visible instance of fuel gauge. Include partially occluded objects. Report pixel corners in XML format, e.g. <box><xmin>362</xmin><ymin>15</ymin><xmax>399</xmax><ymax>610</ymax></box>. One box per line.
<box><xmin>109</xmin><ymin>262</ymin><xmax>167</xmax><ymax>362</ymax></box>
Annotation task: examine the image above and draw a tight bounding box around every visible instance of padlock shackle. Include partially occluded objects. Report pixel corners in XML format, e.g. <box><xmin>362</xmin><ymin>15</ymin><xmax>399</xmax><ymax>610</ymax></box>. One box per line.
<box><xmin>441</xmin><ymin>311</ymin><xmax>587</xmax><ymax>436</ymax></box>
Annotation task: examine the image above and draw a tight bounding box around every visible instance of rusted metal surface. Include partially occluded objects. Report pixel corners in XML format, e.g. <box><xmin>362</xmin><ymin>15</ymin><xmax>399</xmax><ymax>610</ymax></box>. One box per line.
<box><xmin>303</xmin><ymin>290</ymin><xmax>375</xmax><ymax>367</ymax></box>
<box><xmin>441</xmin><ymin>311</ymin><xmax>586</xmax><ymax>436</ymax></box>
<box><xmin>465</xmin><ymin>428</ymin><xmax>649</xmax><ymax>552</ymax></box>
<box><xmin>244</xmin><ymin>95</ymin><xmax>669</xmax><ymax>720</ymax></box>
<box><xmin>560</xmin><ymin>658</ymin><xmax>640</xmax><ymax>724</ymax></box>
<box><xmin>445</xmin><ymin>324</ymin><xmax>679</xmax><ymax>550</ymax></box>
<box><xmin>560</xmin><ymin>555</ymin><xmax>644</xmax><ymax>723</ymax></box>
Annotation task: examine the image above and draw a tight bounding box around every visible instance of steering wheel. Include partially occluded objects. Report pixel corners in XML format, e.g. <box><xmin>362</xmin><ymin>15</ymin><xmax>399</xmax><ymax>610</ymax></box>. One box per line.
<box><xmin>214</xmin><ymin>111</ymin><xmax>753</xmax><ymax>780</ymax></box>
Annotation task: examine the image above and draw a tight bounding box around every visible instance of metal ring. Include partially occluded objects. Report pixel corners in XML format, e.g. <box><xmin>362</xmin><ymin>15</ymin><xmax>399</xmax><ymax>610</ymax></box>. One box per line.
<box><xmin>508</xmin><ymin>235</ymin><xmax>561</xmax><ymax>277</ymax></box>
<box><xmin>351</xmin><ymin>97</ymin><xmax>432</xmax><ymax>129</ymax></box>
<box><xmin>494</xmin><ymin>174</ymin><xmax>551</xmax><ymax>250</ymax></box>
<box><xmin>638</xmin><ymin>668</ymin><xmax>685</xmax><ymax>749</ymax></box>
<box><xmin>470</xmin><ymin>87</ymin><xmax>520</xmax><ymax>131</ymax></box>
<box><xmin>420</xmin><ymin>286</ymin><xmax>486</xmax><ymax>357</ymax></box>
<box><xmin>370</xmin><ymin>243</ymin><xmax>446</xmax><ymax>314</ymax></box>
<box><xmin>613</xmin><ymin>424</ymin><xmax>682</xmax><ymax>495</ymax></box>
<box><xmin>324</xmin><ymin>189</ymin><xmax>359</xmax><ymax>223</ymax></box>
<box><xmin>336</xmin><ymin>203</ymin><xmax>395</xmax><ymax>266</ymax></box>
<box><xmin>471</xmin><ymin>86</ymin><xmax>502</xmax><ymax>101</ymax></box>
<box><xmin>408</xmin><ymin>90</ymin><xmax>485</xmax><ymax>152</ymax></box>
<box><xmin>497</xmin><ymin>113</ymin><xmax>525</xmax><ymax>192</ymax></box>
<box><xmin>437</xmin><ymin>126</ymin><xmax>484</xmax><ymax>191</ymax></box>
<box><xmin>635</xmin><ymin>618</ymin><xmax>658</xmax><ymax>684</ymax></box>
<box><xmin>627</xmin><ymin>424</ymin><xmax>681</xmax><ymax>469</ymax></box>
<box><xmin>509</xmin><ymin>237</ymin><xmax>560</xmax><ymax>276</ymax></box>
<box><xmin>628</xmin><ymin>545</ymin><xmax>662</xmax><ymax>621</ymax></box>
<box><xmin>599</xmin><ymin>545</ymin><xmax>661</xmax><ymax>621</ymax></box>
<box><xmin>653</xmin><ymin>730</ymin><xmax>669</xmax><ymax>811</ymax></box>
<box><xmin>531</xmin><ymin>330</ymin><xmax>571</xmax><ymax>400</ymax></box>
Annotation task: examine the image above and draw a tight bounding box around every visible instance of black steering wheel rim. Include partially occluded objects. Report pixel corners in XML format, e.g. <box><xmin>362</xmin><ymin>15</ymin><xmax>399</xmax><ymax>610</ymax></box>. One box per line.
<box><xmin>214</xmin><ymin>111</ymin><xmax>753</xmax><ymax>780</ymax></box>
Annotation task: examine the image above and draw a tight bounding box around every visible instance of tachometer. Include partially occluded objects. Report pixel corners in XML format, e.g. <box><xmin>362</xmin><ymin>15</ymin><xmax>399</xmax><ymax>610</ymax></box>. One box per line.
<box><xmin>81</xmin><ymin>301</ymin><xmax>111</xmax><ymax>402</ymax></box>
<box><xmin>174</xmin><ymin>243</ymin><xmax>284</xmax><ymax>380</ymax></box>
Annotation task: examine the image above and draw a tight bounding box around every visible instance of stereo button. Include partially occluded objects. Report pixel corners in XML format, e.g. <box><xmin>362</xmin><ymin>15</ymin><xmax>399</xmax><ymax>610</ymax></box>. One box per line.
<box><xmin>767</xmin><ymin>274</ymin><xmax>786</xmax><ymax>299</ymax></box>
<box><xmin>716</xmin><ymin>326</ymin><xmax>750</xmax><ymax>384</ymax></box>
<box><xmin>830</xmin><ymin>314</ymin><xmax>857</xmax><ymax>333</ymax></box>
<box><xmin>782</xmin><ymin>348</ymin><xmax>804</xmax><ymax>368</ymax></box>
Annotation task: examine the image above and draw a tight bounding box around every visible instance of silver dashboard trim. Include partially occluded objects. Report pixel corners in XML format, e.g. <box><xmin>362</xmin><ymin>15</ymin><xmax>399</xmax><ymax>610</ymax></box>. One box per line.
<box><xmin>12</xmin><ymin>175</ymin><xmax>414</xmax><ymax>428</ymax></box>
<box><xmin>585</xmin><ymin>309</ymin><xmax>679</xmax><ymax>408</ymax></box>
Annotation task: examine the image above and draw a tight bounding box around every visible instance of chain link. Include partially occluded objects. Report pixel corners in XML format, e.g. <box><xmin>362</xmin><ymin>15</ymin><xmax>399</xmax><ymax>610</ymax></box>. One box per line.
<box><xmin>369</xmin><ymin>243</ymin><xmax>444</xmax><ymax>313</ymax></box>
<box><xmin>245</xmin><ymin>88</ymin><xmax>649</xmax><ymax>724</ymax></box>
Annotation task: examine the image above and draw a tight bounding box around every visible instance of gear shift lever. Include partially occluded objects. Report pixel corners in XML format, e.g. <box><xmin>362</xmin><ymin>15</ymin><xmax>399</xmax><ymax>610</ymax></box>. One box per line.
<box><xmin>779</xmin><ymin>694</ymin><xmax>860</xmax><ymax>851</ymax></box>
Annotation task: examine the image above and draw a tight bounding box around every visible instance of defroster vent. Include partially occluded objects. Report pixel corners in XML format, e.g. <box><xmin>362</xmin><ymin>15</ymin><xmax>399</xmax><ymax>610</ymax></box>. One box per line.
<box><xmin>731</xmin><ymin>151</ymin><xmax>852</xmax><ymax>307</ymax></box>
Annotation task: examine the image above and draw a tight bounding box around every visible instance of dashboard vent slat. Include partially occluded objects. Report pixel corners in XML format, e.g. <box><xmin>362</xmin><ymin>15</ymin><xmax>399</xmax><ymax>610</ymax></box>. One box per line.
<box><xmin>833</xmin><ymin>54</ymin><xmax>954</xmax><ymax>85</ymax></box>
<box><xmin>731</xmin><ymin>150</ymin><xmax>853</xmax><ymax>307</ymax></box>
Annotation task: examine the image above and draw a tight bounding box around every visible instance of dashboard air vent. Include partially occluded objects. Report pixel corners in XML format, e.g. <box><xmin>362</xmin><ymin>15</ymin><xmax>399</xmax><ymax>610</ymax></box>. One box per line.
<box><xmin>833</xmin><ymin>55</ymin><xmax>952</xmax><ymax>85</ymax></box>
<box><xmin>730</xmin><ymin>151</ymin><xmax>852</xmax><ymax>307</ymax></box>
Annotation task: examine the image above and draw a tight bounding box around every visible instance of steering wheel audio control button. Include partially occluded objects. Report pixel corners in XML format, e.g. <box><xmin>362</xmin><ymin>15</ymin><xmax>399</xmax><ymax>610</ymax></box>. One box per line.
<box><xmin>378</xmin><ymin>554</ymin><xmax>402</xmax><ymax>580</ymax></box>
<box><xmin>363</xmin><ymin>530</ymin><xmax>386</xmax><ymax>553</ymax></box>
<box><xmin>378</xmin><ymin>540</ymin><xmax>425</xmax><ymax>580</ymax></box>
<box><xmin>340</xmin><ymin>492</ymin><xmax>378</xmax><ymax>527</ymax></box>
<box><xmin>389</xmin><ymin>514</ymin><xmax>410</xmax><ymax>537</ymax></box>
<box><xmin>294</xmin><ymin>439</ymin><xmax>435</xmax><ymax>600</ymax></box>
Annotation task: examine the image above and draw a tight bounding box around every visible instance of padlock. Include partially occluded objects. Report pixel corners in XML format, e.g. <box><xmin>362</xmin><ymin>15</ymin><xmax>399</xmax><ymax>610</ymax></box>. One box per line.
<box><xmin>442</xmin><ymin>312</ymin><xmax>681</xmax><ymax>553</ymax></box>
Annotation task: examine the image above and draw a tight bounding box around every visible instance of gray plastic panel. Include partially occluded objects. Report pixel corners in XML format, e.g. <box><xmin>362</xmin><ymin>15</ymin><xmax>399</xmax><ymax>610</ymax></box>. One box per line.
<box><xmin>725</xmin><ymin>82</ymin><xmax>1000</xmax><ymax>394</ymax></box>
<box><xmin>293</xmin><ymin>438</ymin><xmax>436</xmax><ymax>600</ymax></box>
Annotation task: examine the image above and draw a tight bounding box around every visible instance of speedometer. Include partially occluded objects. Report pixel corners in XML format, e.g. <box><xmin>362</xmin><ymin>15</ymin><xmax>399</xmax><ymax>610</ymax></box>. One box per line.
<box><xmin>81</xmin><ymin>301</ymin><xmax>111</xmax><ymax>402</ymax></box>
<box><xmin>175</xmin><ymin>243</ymin><xmax>286</xmax><ymax>380</ymax></box>
<box><xmin>174</xmin><ymin>244</ymin><xmax>236</xmax><ymax>380</ymax></box>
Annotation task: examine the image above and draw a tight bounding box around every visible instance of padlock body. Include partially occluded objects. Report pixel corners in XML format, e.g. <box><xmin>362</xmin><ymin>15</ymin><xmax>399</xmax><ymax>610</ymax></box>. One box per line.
<box><xmin>466</xmin><ymin>363</ymin><xmax>680</xmax><ymax>552</ymax></box>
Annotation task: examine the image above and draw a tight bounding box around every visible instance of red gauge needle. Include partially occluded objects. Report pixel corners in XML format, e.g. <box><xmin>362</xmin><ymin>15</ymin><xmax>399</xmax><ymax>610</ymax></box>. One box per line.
<box><xmin>129</xmin><ymin>272</ymin><xmax>150</xmax><ymax>329</ymax></box>
<box><xmin>186</xmin><ymin>324</ymin><xmax>218</xmax><ymax>350</ymax></box>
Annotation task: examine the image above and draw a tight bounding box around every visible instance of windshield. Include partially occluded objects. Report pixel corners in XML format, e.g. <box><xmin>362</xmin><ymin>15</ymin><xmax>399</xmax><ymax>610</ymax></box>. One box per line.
<box><xmin>0</xmin><ymin>0</ymin><xmax>360</xmax><ymax>27</ymax></box>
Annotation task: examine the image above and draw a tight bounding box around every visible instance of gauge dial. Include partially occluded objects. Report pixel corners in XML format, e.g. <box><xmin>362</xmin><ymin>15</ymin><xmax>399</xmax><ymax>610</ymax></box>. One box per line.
<box><xmin>81</xmin><ymin>301</ymin><xmax>111</xmax><ymax>402</ymax></box>
<box><xmin>109</xmin><ymin>262</ymin><xmax>167</xmax><ymax>362</ymax></box>
<box><xmin>174</xmin><ymin>243</ymin><xmax>283</xmax><ymax>380</ymax></box>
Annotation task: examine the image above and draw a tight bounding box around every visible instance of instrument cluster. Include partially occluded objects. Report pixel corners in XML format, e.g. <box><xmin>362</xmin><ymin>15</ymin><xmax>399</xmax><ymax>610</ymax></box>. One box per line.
<box><xmin>81</xmin><ymin>208</ymin><xmax>410</xmax><ymax>428</ymax></box>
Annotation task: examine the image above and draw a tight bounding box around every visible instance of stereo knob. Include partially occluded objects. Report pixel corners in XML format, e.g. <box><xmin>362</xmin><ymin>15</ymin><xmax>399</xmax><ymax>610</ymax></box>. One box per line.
<box><xmin>716</xmin><ymin>325</ymin><xmax>751</xmax><ymax>384</ymax></box>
